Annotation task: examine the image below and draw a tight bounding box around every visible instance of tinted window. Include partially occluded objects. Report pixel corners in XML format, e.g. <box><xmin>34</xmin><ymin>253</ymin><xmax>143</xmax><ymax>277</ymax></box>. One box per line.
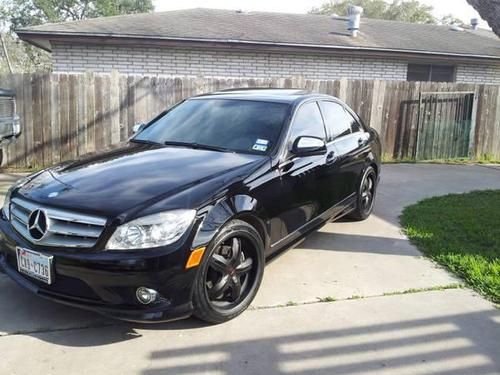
<box><xmin>407</xmin><ymin>64</ymin><xmax>455</xmax><ymax>82</ymax></box>
<box><xmin>289</xmin><ymin>102</ymin><xmax>326</xmax><ymax>144</ymax></box>
<box><xmin>320</xmin><ymin>101</ymin><xmax>355</xmax><ymax>140</ymax></box>
<box><xmin>135</xmin><ymin>99</ymin><xmax>289</xmax><ymax>154</ymax></box>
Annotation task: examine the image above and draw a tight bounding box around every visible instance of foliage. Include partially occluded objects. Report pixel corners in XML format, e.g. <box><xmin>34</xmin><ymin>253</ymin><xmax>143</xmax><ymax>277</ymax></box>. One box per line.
<box><xmin>0</xmin><ymin>0</ymin><xmax>154</xmax><ymax>73</ymax></box>
<box><xmin>310</xmin><ymin>0</ymin><xmax>436</xmax><ymax>24</ymax></box>
<box><xmin>0</xmin><ymin>33</ymin><xmax>51</xmax><ymax>74</ymax></box>
<box><xmin>401</xmin><ymin>190</ymin><xmax>500</xmax><ymax>303</ymax></box>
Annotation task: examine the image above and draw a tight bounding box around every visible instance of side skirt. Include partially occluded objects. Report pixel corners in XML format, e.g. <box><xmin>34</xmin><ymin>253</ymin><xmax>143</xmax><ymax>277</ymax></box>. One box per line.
<box><xmin>266</xmin><ymin>193</ymin><xmax>357</xmax><ymax>259</ymax></box>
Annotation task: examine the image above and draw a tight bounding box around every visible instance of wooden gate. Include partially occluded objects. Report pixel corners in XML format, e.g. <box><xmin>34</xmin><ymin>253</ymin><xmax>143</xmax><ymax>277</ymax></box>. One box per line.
<box><xmin>415</xmin><ymin>91</ymin><xmax>476</xmax><ymax>160</ymax></box>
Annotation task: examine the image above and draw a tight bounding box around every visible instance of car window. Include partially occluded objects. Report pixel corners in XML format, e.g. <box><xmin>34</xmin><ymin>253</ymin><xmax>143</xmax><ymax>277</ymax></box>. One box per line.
<box><xmin>346</xmin><ymin>110</ymin><xmax>363</xmax><ymax>133</ymax></box>
<box><xmin>320</xmin><ymin>101</ymin><xmax>358</xmax><ymax>141</ymax></box>
<box><xmin>134</xmin><ymin>99</ymin><xmax>289</xmax><ymax>155</ymax></box>
<box><xmin>288</xmin><ymin>102</ymin><xmax>326</xmax><ymax>145</ymax></box>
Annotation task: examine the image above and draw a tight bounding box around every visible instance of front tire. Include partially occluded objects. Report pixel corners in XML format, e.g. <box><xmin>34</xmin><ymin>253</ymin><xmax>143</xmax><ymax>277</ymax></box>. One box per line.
<box><xmin>193</xmin><ymin>219</ymin><xmax>264</xmax><ymax>324</ymax></box>
<box><xmin>348</xmin><ymin>166</ymin><xmax>377</xmax><ymax>221</ymax></box>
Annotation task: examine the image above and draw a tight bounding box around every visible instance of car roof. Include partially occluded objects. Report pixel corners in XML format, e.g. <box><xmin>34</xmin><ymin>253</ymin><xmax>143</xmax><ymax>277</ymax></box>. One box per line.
<box><xmin>191</xmin><ymin>88</ymin><xmax>333</xmax><ymax>104</ymax></box>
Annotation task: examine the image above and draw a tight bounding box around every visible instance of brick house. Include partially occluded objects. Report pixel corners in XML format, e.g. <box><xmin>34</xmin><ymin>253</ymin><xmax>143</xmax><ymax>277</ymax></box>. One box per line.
<box><xmin>16</xmin><ymin>8</ymin><xmax>500</xmax><ymax>84</ymax></box>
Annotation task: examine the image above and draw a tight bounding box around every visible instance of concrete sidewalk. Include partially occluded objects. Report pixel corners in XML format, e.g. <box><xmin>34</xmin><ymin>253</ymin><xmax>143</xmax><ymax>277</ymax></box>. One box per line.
<box><xmin>0</xmin><ymin>164</ymin><xmax>499</xmax><ymax>374</ymax></box>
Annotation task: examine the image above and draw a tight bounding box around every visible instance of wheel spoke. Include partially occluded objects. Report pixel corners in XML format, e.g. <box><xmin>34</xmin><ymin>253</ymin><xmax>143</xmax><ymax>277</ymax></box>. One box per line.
<box><xmin>210</xmin><ymin>254</ymin><xmax>229</xmax><ymax>273</ymax></box>
<box><xmin>368</xmin><ymin>177</ymin><xmax>373</xmax><ymax>191</ymax></box>
<box><xmin>236</xmin><ymin>258</ymin><xmax>253</xmax><ymax>275</ymax></box>
<box><xmin>230</xmin><ymin>276</ymin><xmax>242</xmax><ymax>301</ymax></box>
<box><xmin>208</xmin><ymin>275</ymin><xmax>230</xmax><ymax>299</ymax></box>
<box><xmin>230</xmin><ymin>237</ymin><xmax>242</xmax><ymax>265</ymax></box>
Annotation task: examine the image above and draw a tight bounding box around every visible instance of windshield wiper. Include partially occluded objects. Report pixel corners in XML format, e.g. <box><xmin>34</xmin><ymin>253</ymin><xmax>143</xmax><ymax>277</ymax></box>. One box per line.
<box><xmin>163</xmin><ymin>141</ymin><xmax>232</xmax><ymax>153</ymax></box>
<box><xmin>129</xmin><ymin>138</ymin><xmax>162</xmax><ymax>146</ymax></box>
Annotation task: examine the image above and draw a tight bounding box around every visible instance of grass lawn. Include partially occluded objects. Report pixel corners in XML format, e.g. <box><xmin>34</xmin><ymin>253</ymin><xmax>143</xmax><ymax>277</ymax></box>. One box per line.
<box><xmin>401</xmin><ymin>190</ymin><xmax>500</xmax><ymax>304</ymax></box>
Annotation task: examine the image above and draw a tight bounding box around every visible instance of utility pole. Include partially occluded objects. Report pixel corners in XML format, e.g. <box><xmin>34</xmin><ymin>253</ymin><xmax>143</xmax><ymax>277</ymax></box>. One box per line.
<box><xmin>0</xmin><ymin>33</ymin><xmax>13</xmax><ymax>74</ymax></box>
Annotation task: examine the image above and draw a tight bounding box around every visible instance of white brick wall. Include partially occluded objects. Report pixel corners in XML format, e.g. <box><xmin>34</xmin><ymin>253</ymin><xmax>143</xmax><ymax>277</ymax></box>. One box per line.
<box><xmin>52</xmin><ymin>43</ymin><xmax>407</xmax><ymax>80</ymax></box>
<box><xmin>52</xmin><ymin>42</ymin><xmax>499</xmax><ymax>84</ymax></box>
<box><xmin>456</xmin><ymin>64</ymin><xmax>500</xmax><ymax>85</ymax></box>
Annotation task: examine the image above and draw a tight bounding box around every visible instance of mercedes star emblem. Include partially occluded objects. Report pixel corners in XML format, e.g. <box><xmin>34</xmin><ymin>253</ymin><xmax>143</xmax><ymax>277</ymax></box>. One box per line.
<box><xmin>27</xmin><ymin>209</ymin><xmax>48</xmax><ymax>241</ymax></box>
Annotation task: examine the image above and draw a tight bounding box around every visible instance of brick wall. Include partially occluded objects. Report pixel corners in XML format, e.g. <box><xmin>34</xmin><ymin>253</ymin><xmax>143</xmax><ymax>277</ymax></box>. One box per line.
<box><xmin>52</xmin><ymin>43</ymin><xmax>407</xmax><ymax>80</ymax></box>
<box><xmin>52</xmin><ymin>42</ymin><xmax>499</xmax><ymax>84</ymax></box>
<box><xmin>456</xmin><ymin>64</ymin><xmax>500</xmax><ymax>85</ymax></box>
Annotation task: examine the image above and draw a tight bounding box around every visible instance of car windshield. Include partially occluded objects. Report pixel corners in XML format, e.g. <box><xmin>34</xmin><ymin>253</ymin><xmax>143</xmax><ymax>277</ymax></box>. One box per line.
<box><xmin>133</xmin><ymin>99</ymin><xmax>290</xmax><ymax>154</ymax></box>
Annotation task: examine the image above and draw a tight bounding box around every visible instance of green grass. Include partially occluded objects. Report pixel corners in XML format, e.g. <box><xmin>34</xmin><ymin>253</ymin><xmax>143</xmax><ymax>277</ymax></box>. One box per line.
<box><xmin>401</xmin><ymin>190</ymin><xmax>500</xmax><ymax>304</ymax></box>
<box><xmin>382</xmin><ymin>152</ymin><xmax>500</xmax><ymax>165</ymax></box>
<box><xmin>317</xmin><ymin>296</ymin><xmax>336</xmax><ymax>303</ymax></box>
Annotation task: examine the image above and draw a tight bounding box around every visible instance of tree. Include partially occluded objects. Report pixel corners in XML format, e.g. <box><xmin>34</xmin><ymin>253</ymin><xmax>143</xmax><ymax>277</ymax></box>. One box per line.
<box><xmin>0</xmin><ymin>0</ymin><xmax>154</xmax><ymax>73</ymax></box>
<box><xmin>467</xmin><ymin>0</ymin><xmax>500</xmax><ymax>36</ymax></box>
<box><xmin>310</xmin><ymin>0</ymin><xmax>436</xmax><ymax>24</ymax></box>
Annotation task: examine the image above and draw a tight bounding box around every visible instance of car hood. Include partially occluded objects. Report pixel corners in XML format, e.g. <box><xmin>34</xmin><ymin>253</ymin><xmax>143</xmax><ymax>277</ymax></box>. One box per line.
<box><xmin>16</xmin><ymin>143</ymin><xmax>266</xmax><ymax>217</ymax></box>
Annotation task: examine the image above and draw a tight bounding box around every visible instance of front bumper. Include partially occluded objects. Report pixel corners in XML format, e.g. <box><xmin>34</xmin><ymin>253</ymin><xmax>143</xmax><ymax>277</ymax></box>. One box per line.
<box><xmin>0</xmin><ymin>218</ymin><xmax>198</xmax><ymax>323</ymax></box>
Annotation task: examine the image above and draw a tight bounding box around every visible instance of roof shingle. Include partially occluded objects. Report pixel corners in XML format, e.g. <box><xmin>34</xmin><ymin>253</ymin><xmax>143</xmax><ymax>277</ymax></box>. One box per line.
<box><xmin>16</xmin><ymin>8</ymin><xmax>500</xmax><ymax>59</ymax></box>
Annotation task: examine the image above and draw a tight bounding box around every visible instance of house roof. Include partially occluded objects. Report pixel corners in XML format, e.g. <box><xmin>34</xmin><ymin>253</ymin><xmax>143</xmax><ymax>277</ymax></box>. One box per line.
<box><xmin>16</xmin><ymin>8</ymin><xmax>500</xmax><ymax>62</ymax></box>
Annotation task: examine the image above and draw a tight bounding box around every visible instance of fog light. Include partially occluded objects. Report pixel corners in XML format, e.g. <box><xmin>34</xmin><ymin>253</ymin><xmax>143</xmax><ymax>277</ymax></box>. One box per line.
<box><xmin>136</xmin><ymin>287</ymin><xmax>158</xmax><ymax>305</ymax></box>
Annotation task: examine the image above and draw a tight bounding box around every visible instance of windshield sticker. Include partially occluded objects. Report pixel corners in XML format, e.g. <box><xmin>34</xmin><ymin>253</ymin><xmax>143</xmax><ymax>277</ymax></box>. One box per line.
<box><xmin>252</xmin><ymin>139</ymin><xmax>269</xmax><ymax>152</ymax></box>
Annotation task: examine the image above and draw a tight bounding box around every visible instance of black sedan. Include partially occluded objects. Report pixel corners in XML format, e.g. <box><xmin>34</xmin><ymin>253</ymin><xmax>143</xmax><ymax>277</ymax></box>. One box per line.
<box><xmin>0</xmin><ymin>89</ymin><xmax>381</xmax><ymax>323</ymax></box>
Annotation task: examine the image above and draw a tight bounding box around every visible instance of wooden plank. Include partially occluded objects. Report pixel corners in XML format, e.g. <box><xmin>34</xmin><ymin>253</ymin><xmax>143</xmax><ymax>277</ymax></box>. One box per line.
<box><xmin>101</xmin><ymin>74</ymin><xmax>112</xmax><ymax>149</ymax></box>
<box><xmin>85</xmin><ymin>72</ymin><xmax>96</xmax><ymax>154</ymax></box>
<box><xmin>50</xmin><ymin>74</ymin><xmax>61</xmax><ymax>164</ymax></box>
<box><xmin>126</xmin><ymin>75</ymin><xmax>136</xmax><ymax>138</ymax></box>
<box><xmin>110</xmin><ymin>70</ymin><xmax>121</xmax><ymax>145</ymax></box>
<box><xmin>119</xmin><ymin>75</ymin><xmax>128</xmax><ymax>142</ymax></box>
<box><xmin>22</xmin><ymin>74</ymin><xmax>34</xmax><ymax>167</ymax></box>
<box><xmin>77</xmin><ymin>73</ymin><xmax>87</xmax><ymax>156</ymax></box>
<box><xmin>31</xmin><ymin>73</ymin><xmax>43</xmax><ymax>167</ymax></box>
<box><xmin>68</xmin><ymin>74</ymin><xmax>79</xmax><ymax>160</ymax></box>
<box><xmin>94</xmin><ymin>75</ymin><xmax>105</xmax><ymax>151</ymax></box>
<box><xmin>12</xmin><ymin>74</ymin><xmax>26</xmax><ymax>167</ymax></box>
<box><xmin>41</xmin><ymin>74</ymin><xmax>51</xmax><ymax>165</ymax></box>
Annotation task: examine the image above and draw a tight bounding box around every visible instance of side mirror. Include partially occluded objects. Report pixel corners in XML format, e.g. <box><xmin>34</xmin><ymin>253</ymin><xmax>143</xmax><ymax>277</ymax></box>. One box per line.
<box><xmin>132</xmin><ymin>123</ymin><xmax>146</xmax><ymax>133</ymax></box>
<box><xmin>291</xmin><ymin>136</ymin><xmax>327</xmax><ymax>156</ymax></box>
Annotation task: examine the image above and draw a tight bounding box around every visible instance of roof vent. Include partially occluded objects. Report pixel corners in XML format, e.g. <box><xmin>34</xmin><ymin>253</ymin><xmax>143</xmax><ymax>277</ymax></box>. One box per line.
<box><xmin>470</xmin><ymin>18</ymin><xmax>479</xmax><ymax>30</ymax></box>
<box><xmin>347</xmin><ymin>5</ymin><xmax>363</xmax><ymax>37</ymax></box>
<box><xmin>450</xmin><ymin>23</ymin><xmax>464</xmax><ymax>32</ymax></box>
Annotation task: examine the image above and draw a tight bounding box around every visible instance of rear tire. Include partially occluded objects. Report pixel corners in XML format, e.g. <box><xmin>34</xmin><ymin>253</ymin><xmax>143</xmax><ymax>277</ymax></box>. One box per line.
<box><xmin>348</xmin><ymin>166</ymin><xmax>377</xmax><ymax>221</ymax></box>
<box><xmin>193</xmin><ymin>219</ymin><xmax>264</xmax><ymax>324</ymax></box>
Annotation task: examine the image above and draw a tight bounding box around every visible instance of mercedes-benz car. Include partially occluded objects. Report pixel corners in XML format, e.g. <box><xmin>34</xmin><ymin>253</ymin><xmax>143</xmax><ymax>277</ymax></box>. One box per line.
<box><xmin>0</xmin><ymin>89</ymin><xmax>381</xmax><ymax>323</ymax></box>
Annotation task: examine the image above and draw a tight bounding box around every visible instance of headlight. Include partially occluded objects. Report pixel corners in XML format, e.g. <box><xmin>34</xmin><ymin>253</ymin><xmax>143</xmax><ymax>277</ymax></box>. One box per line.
<box><xmin>106</xmin><ymin>210</ymin><xmax>196</xmax><ymax>250</ymax></box>
<box><xmin>2</xmin><ymin>170</ymin><xmax>45</xmax><ymax>219</ymax></box>
<box><xmin>2</xmin><ymin>186</ymin><xmax>13</xmax><ymax>219</ymax></box>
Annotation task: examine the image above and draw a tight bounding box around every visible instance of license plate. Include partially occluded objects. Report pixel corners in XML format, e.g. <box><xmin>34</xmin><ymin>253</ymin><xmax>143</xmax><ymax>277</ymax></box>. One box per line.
<box><xmin>16</xmin><ymin>247</ymin><xmax>54</xmax><ymax>285</ymax></box>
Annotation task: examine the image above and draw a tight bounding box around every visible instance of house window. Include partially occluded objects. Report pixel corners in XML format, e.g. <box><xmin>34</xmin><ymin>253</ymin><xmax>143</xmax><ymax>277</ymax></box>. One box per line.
<box><xmin>407</xmin><ymin>64</ymin><xmax>456</xmax><ymax>82</ymax></box>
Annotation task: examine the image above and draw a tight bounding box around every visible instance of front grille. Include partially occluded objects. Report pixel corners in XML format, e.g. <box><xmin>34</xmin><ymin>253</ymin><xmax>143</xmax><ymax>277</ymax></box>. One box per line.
<box><xmin>10</xmin><ymin>197</ymin><xmax>107</xmax><ymax>248</ymax></box>
<box><xmin>0</xmin><ymin>97</ymin><xmax>14</xmax><ymax>119</ymax></box>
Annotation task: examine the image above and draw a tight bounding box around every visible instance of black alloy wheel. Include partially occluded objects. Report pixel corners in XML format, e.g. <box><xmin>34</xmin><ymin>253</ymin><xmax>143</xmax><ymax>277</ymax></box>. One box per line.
<box><xmin>348</xmin><ymin>166</ymin><xmax>377</xmax><ymax>221</ymax></box>
<box><xmin>360</xmin><ymin>170</ymin><xmax>376</xmax><ymax>213</ymax></box>
<box><xmin>193</xmin><ymin>219</ymin><xmax>264</xmax><ymax>323</ymax></box>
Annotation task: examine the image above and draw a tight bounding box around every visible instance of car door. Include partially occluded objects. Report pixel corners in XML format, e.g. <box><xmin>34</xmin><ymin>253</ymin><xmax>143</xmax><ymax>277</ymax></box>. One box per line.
<box><xmin>276</xmin><ymin>101</ymin><xmax>328</xmax><ymax>240</ymax></box>
<box><xmin>319</xmin><ymin>100</ymin><xmax>370</xmax><ymax>211</ymax></box>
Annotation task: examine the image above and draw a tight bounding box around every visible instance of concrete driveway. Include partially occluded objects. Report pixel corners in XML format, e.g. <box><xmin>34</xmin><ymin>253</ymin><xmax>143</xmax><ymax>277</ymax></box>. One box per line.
<box><xmin>0</xmin><ymin>164</ymin><xmax>499</xmax><ymax>375</ymax></box>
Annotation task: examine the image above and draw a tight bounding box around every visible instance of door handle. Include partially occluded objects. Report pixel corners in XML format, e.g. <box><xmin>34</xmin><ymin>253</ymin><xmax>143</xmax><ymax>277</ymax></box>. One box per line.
<box><xmin>326</xmin><ymin>151</ymin><xmax>336</xmax><ymax>164</ymax></box>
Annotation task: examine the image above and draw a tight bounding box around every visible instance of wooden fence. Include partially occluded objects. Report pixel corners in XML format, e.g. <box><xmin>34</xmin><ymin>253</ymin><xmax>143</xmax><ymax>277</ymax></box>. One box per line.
<box><xmin>0</xmin><ymin>72</ymin><xmax>499</xmax><ymax>168</ymax></box>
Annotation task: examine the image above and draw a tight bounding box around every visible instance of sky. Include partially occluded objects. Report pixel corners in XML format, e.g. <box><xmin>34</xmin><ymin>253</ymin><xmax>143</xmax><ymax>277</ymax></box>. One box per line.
<box><xmin>153</xmin><ymin>0</ymin><xmax>489</xmax><ymax>28</ymax></box>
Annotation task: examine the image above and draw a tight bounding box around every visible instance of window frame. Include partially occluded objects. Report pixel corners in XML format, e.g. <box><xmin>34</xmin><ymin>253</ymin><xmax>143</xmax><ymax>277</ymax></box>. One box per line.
<box><xmin>318</xmin><ymin>100</ymin><xmax>366</xmax><ymax>143</ymax></box>
<box><xmin>281</xmin><ymin>99</ymin><xmax>328</xmax><ymax>160</ymax></box>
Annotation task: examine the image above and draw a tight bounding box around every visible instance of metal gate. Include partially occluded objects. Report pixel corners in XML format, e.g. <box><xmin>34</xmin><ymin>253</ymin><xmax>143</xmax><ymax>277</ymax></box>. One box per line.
<box><xmin>415</xmin><ymin>91</ymin><xmax>476</xmax><ymax>160</ymax></box>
